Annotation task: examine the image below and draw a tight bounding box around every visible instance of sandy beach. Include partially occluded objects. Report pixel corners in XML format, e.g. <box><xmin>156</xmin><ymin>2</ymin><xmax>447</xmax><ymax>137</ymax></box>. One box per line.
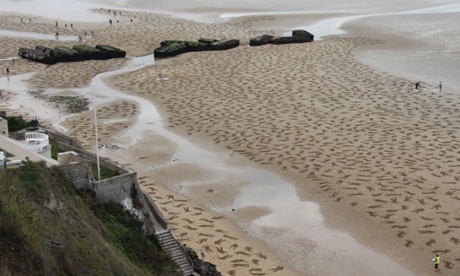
<box><xmin>2</xmin><ymin>1</ymin><xmax>460</xmax><ymax>275</ymax></box>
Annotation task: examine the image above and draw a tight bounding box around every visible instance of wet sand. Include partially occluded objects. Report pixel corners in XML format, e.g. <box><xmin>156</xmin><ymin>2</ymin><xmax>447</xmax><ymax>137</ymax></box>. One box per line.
<box><xmin>1</xmin><ymin>4</ymin><xmax>460</xmax><ymax>276</ymax></box>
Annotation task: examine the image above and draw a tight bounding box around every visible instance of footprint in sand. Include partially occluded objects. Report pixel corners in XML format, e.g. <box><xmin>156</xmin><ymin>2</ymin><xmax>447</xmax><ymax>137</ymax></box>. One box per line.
<box><xmin>219</xmin><ymin>254</ymin><xmax>232</xmax><ymax>260</ymax></box>
<box><xmin>450</xmin><ymin>237</ymin><xmax>460</xmax><ymax>245</ymax></box>
<box><xmin>236</xmin><ymin>251</ymin><xmax>251</xmax><ymax>257</ymax></box>
<box><xmin>184</xmin><ymin>225</ymin><xmax>197</xmax><ymax>230</ymax></box>
<box><xmin>425</xmin><ymin>239</ymin><xmax>436</xmax><ymax>246</ymax></box>
<box><xmin>216</xmin><ymin>246</ymin><xmax>225</xmax><ymax>253</ymax></box>
<box><xmin>182</xmin><ymin>218</ymin><xmax>193</xmax><ymax>224</ymax></box>
<box><xmin>404</xmin><ymin>240</ymin><xmax>414</xmax><ymax>247</ymax></box>
<box><xmin>269</xmin><ymin>266</ymin><xmax>284</xmax><ymax>273</ymax></box>
<box><xmin>445</xmin><ymin>261</ymin><xmax>454</xmax><ymax>269</ymax></box>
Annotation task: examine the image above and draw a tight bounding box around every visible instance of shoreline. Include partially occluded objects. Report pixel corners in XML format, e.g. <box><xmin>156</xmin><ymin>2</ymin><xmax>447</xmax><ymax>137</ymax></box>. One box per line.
<box><xmin>2</xmin><ymin>4</ymin><xmax>460</xmax><ymax>275</ymax></box>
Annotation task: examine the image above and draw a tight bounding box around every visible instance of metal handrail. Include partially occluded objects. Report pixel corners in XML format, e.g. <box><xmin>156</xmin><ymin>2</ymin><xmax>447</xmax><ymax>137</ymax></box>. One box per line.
<box><xmin>178</xmin><ymin>241</ymin><xmax>195</xmax><ymax>271</ymax></box>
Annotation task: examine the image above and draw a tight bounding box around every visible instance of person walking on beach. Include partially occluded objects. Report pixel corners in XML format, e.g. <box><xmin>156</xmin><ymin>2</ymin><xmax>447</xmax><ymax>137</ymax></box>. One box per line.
<box><xmin>6</xmin><ymin>67</ymin><xmax>9</xmax><ymax>76</ymax></box>
<box><xmin>55</xmin><ymin>32</ymin><xmax>59</xmax><ymax>40</ymax></box>
<box><xmin>434</xmin><ymin>254</ymin><xmax>441</xmax><ymax>272</ymax></box>
<box><xmin>439</xmin><ymin>81</ymin><xmax>442</xmax><ymax>91</ymax></box>
<box><xmin>415</xmin><ymin>81</ymin><xmax>420</xmax><ymax>90</ymax></box>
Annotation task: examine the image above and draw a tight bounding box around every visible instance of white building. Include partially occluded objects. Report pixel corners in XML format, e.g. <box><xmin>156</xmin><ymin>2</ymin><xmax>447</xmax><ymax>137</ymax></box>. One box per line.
<box><xmin>0</xmin><ymin>151</ymin><xmax>5</xmax><ymax>167</ymax></box>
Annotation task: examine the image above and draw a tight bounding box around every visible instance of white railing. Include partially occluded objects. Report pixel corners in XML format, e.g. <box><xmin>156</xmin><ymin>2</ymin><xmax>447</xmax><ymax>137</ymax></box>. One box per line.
<box><xmin>25</xmin><ymin>132</ymin><xmax>51</xmax><ymax>153</ymax></box>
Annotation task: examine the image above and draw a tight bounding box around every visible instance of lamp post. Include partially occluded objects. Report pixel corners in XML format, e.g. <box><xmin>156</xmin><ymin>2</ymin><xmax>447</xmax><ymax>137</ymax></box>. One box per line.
<box><xmin>92</xmin><ymin>82</ymin><xmax>101</xmax><ymax>181</ymax></box>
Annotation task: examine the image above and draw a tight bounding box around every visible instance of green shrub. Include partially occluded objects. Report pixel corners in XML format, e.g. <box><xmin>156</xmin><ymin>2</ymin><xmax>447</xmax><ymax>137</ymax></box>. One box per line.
<box><xmin>0</xmin><ymin>162</ymin><xmax>179</xmax><ymax>276</ymax></box>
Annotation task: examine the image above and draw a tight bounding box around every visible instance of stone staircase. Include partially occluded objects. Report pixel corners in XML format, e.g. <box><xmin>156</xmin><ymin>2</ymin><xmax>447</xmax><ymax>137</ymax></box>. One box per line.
<box><xmin>156</xmin><ymin>230</ymin><xmax>195</xmax><ymax>276</ymax></box>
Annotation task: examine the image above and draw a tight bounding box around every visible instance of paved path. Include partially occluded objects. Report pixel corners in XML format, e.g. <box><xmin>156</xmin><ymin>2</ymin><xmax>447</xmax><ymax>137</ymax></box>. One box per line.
<box><xmin>0</xmin><ymin>135</ymin><xmax>58</xmax><ymax>167</ymax></box>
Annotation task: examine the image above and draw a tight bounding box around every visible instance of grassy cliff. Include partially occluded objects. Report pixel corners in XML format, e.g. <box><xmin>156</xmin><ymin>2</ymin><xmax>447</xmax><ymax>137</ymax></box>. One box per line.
<box><xmin>0</xmin><ymin>161</ymin><xmax>180</xmax><ymax>276</ymax></box>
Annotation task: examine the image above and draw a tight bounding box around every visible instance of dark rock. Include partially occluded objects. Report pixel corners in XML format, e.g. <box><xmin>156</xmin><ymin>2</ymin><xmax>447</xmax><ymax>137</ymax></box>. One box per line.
<box><xmin>54</xmin><ymin>46</ymin><xmax>85</xmax><ymax>62</ymax></box>
<box><xmin>250</xmin><ymin>30</ymin><xmax>314</xmax><ymax>47</ymax></box>
<box><xmin>271</xmin><ymin>35</ymin><xmax>312</xmax><ymax>44</ymax></box>
<box><xmin>18</xmin><ymin>48</ymin><xmax>36</xmax><ymax>59</ymax></box>
<box><xmin>211</xmin><ymin>39</ymin><xmax>239</xmax><ymax>50</ymax></box>
<box><xmin>19</xmin><ymin>43</ymin><xmax>126</xmax><ymax>64</ymax></box>
<box><xmin>154</xmin><ymin>38</ymin><xmax>240</xmax><ymax>58</ymax></box>
<box><xmin>72</xmin><ymin>45</ymin><xmax>107</xmax><ymax>60</ymax></box>
<box><xmin>95</xmin><ymin>45</ymin><xmax>126</xmax><ymax>58</ymax></box>
<box><xmin>18</xmin><ymin>47</ymin><xmax>56</xmax><ymax>64</ymax></box>
<box><xmin>35</xmin><ymin>45</ymin><xmax>55</xmax><ymax>55</ymax></box>
<box><xmin>249</xmin><ymin>35</ymin><xmax>276</xmax><ymax>46</ymax></box>
<box><xmin>154</xmin><ymin>41</ymin><xmax>188</xmax><ymax>57</ymax></box>
<box><xmin>292</xmin><ymin>29</ymin><xmax>314</xmax><ymax>41</ymax></box>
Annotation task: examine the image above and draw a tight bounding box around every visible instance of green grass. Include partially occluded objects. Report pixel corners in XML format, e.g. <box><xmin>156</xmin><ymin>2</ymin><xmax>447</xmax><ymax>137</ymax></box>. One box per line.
<box><xmin>92</xmin><ymin>163</ymin><xmax>119</xmax><ymax>180</ymax></box>
<box><xmin>0</xmin><ymin>161</ymin><xmax>180</xmax><ymax>276</ymax></box>
<box><xmin>48</xmin><ymin>138</ymin><xmax>63</xmax><ymax>160</ymax></box>
<box><xmin>81</xmin><ymin>192</ymin><xmax>179</xmax><ymax>274</ymax></box>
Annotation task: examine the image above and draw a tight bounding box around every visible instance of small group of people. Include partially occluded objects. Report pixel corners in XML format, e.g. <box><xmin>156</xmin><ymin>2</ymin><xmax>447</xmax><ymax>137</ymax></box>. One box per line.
<box><xmin>55</xmin><ymin>21</ymin><xmax>74</xmax><ymax>30</ymax></box>
<box><xmin>103</xmin><ymin>8</ymin><xmax>122</xmax><ymax>16</ymax></box>
<box><xmin>109</xmin><ymin>19</ymin><xmax>121</xmax><ymax>26</ymax></box>
<box><xmin>415</xmin><ymin>80</ymin><xmax>442</xmax><ymax>91</ymax></box>
<box><xmin>84</xmin><ymin>30</ymin><xmax>94</xmax><ymax>38</ymax></box>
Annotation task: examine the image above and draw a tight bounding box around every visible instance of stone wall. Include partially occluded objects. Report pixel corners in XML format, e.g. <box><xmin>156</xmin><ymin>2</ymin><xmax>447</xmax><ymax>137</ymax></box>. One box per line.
<box><xmin>93</xmin><ymin>172</ymin><xmax>137</xmax><ymax>204</ymax></box>
<box><xmin>59</xmin><ymin>158</ymin><xmax>157</xmax><ymax>234</ymax></box>
<box><xmin>49</xmin><ymin>128</ymin><xmax>161</xmax><ymax>234</ymax></box>
<box><xmin>59</xmin><ymin>160</ymin><xmax>93</xmax><ymax>190</ymax></box>
<box><xmin>47</xmin><ymin>129</ymin><xmax>128</xmax><ymax>175</ymax></box>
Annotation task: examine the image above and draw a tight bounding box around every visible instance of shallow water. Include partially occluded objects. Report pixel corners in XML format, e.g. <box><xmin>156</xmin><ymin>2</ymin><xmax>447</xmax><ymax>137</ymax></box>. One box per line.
<box><xmin>0</xmin><ymin>29</ymin><xmax>78</xmax><ymax>41</ymax></box>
